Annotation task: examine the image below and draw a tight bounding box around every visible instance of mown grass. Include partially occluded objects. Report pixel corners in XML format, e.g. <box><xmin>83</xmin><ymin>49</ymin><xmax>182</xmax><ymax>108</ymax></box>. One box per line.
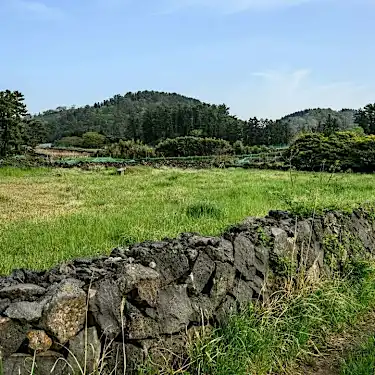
<box><xmin>1</xmin><ymin>166</ymin><xmax>375</xmax><ymax>274</ymax></box>
<box><xmin>340</xmin><ymin>336</ymin><xmax>375</xmax><ymax>375</ymax></box>
<box><xmin>141</xmin><ymin>263</ymin><xmax>375</xmax><ymax>375</ymax></box>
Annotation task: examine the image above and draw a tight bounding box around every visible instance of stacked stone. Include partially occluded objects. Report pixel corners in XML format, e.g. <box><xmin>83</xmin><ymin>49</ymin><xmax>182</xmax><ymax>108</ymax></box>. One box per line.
<box><xmin>0</xmin><ymin>208</ymin><xmax>374</xmax><ymax>374</ymax></box>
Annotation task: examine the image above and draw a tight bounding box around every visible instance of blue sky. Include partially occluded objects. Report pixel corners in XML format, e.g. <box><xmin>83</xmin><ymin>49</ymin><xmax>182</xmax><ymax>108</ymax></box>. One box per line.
<box><xmin>1</xmin><ymin>0</ymin><xmax>374</xmax><ymax>119</ymax></box>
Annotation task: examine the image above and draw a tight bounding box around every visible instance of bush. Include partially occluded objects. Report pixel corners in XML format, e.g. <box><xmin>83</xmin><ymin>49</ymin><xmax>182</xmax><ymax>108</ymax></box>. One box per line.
<box><xmin>82</xmin><ymin>132</ymin><xmax>106</xmax><ymax>148</ymax></box>
<box><xmin>54</xmin><ymin>136</ymin><xmax>84</xmax><ymax>148</ymax></box>
<box><xmin>287</xmin><ymin>131</ymin><xmax>375</xmax><ymax>172</ymax></box>
<box><xmin>104</xmin><ymin>140</ymin><xmax>155</xmax><ymax>159</ymax></box>
<box><xmin>244</xmin><ymin>145</ymin><xmax>271</xmax><ymax>154</ymax></box>
<box><xmin>155</xmin><ymin>136</ymin><xmax>234</xmax><ymax>157</ymax></box>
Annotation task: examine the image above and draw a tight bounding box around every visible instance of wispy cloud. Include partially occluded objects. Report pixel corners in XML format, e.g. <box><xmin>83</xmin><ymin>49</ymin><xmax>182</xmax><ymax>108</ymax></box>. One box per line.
<box><xmin>6</xmin><ymin>0</ymin><xmax>63</xmax><ymax>19</ymax></box>
<box><xmin>228</xmin><ymin>68</ymin><xmax>372</xmax><ymax>119</ymax></box>
<box><xmin>159</xmin><ymin>0</ymin><xmax>324</xmax><ymax>15</ymax></box>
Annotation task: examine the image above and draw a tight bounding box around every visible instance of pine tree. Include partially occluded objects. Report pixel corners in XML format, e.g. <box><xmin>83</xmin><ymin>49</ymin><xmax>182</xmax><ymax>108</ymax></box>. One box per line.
<box><xmin>0</xmin><ymin>90</ymin><xmax>28</xmax><ymax>156</ymax></box>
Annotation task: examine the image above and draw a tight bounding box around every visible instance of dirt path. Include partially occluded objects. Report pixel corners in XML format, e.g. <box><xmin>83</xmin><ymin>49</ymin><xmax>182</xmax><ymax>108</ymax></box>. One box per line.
<box><xmin>291</xmin><ymin>310</ymin><xmax>375</xmax><ymax>375</ymax></box>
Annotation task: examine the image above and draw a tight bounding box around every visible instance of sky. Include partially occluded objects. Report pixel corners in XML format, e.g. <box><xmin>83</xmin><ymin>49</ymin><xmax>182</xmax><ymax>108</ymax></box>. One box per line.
<box><xmin>0</xmin><ymin>0</ymin><xmax>374</xmax><ymax>119</ymax></box>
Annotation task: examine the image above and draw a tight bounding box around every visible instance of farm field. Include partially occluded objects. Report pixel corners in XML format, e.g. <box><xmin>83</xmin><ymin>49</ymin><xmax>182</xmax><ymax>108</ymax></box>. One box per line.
<box><xmin>1</xmin><ymin>166</ymin><xmax>375</xmax><ymax>275</ymax></box>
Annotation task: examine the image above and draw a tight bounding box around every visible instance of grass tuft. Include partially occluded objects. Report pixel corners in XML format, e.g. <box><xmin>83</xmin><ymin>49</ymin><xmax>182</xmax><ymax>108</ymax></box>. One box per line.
<box><xmin>186</xmin><ymin>202</ymin><xmax>223</xmax><ymax>219</ymax></box>
<box><xmin>152</xmin><ymin>262</ymin><xmax>375</xmax><ymax>375</ymax></box>
<box><xmin>340</xmin><ymin>336</ymin><xmax>375</xmax><ymax>375</ymax></box>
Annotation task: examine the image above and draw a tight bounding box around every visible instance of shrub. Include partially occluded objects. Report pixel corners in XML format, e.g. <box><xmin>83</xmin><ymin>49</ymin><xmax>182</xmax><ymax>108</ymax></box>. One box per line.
<box><xmin>54</xmin><ymin>136</ymin><xmax>84</xmax><ymax>148</ymax></box>
<box><xmin>233</xmin><ymin>140</ymin><xmax>245</xmax><ymax>155</ymax></box>
<box><xmin>82</xmin><ymin>132</ymin><xmax>106</xmax><ymax>148</ymax></box>
<box><xmin>287</xmin><ymin>131</ymin><xmax>375</xmax><ymax>172</ymax></box>
<box><xmin>104</xmin><ymin>140</ymin><xmax>155</xmax><ymax>159</ymax></box>
<box><xmin>155</xmin><ymin>136</ymin><xmax>234</xmax><ymax>157</ymax></box>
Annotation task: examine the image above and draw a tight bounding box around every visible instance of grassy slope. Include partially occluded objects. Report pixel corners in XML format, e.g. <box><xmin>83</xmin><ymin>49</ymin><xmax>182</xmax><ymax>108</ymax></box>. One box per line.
<box><xmin>340</xmin><ymin>337</ymin><xmax>375</xmax><ymax>375</ymax></box>
<box><xmin>163</xmin><ymin>265</ymin><xmax>375</xmax><ymax>375</ymax></box>
<box><xmin>1</xmin><ymin>167</ymin><xmax>375</xmax><ymax>274</ymax></box>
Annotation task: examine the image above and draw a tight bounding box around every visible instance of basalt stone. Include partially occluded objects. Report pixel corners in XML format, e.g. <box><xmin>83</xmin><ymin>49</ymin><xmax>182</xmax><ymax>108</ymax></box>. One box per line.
<box><xmin>125</xmin><ymin>243</ymin><xmax>190</xmax><ymax>285</ymax></box>
<box><xmin>104</xmin><ymin>342</ymin><xmax>144</xmax><ymax>375</ymax></box>
<box><xmin>126</xmin><ymin>302</ymin><xmax>159</xmax><ymax>340</ymax></box>
<box><xmin>215</xmin><ymin>295</ymin><xmax>237</xmax><ymax>324</ymax></box>
<box><xmin>210</xmin><ymin>262</ymin><xmax>236</xmax><ymax>308</ymax></box>
<box><xmin>0</xmin><ymin>317</ymin><xmax>27</xmax><ymax>358</ymax></box>
<box><xmin>0</xmin><ymin>283</ymin><xmax>46</xmax><ymax>300</ymax></box>
<box><xmin>187</xmin><ymin>252</ymin><xmax>215</xmax><ymax>295</ymax></box>
<box><xmin>3</xmin><ymin>351</ymin><xmax>67</xmax><ymax>375</ymax></box>
<box><xmin>190</xmin><ymin>295</ymin><xmax>215</xmax><ymax>323</ymax></box>
<box><xmin>0</xmin><ymin>298</ymin><xmax>10</xmax><ymax>314</ymax></box>
<box><xmin>41</xmin><ymin>279</ymin><xmax>86</xmax><ymax>344</ymax></box>
<box><xmin>205</xmin><ymin>239</ymin><xmax>234</xmax><ymax>263</ymax></box>
<box><xmin>233</xmin><ymin>235</ymin><xmax>256</xmax><ymax>281</ymax></box>
<box><xmin>5</xmin><ymin>301</ymin><xmax>46</xmax><ymax>322</ymax></box>
<box><xmin>156</xmin><ymin>284</ymin><xmax>193</xmax><ymax>335</ymax></box>
<box><xmin>118</xmin><ymin>264</ymin><xmax>161</xmax><ymax>307</ymax></box>
<box><xmin>231</xmin><ymin>279</ymin><xmax>254</xmax><ymax>306</ymax></box>
<box><xmin>67</xmin><ymin>327</ymin><xmax>101</xmax><ymax>374</ymax></box>
<box><xmin>90</xmin><ymin>279</ymin><xmax>123</xmax><ymax>339</ymax></box>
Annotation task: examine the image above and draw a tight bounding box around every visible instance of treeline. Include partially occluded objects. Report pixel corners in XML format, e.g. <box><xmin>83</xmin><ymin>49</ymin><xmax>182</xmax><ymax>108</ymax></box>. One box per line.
<box><xmin>96</xmin><ymin>137</ymin><xmax>274</xmax><ymax>159</ymax></box>
<box><xmin>288</xmin><ymin>131</ymin><xmax>375</xmax><ymax>172</ymax></box>
<box><xmin>35</xmin><ymin>91</ymin><xmax>292</xmax><ymax>147</ymax></box>
<box><xmin>0</xmin><ymin>90</ymin><xmax>47</xmax><ymax>156</ymax></box>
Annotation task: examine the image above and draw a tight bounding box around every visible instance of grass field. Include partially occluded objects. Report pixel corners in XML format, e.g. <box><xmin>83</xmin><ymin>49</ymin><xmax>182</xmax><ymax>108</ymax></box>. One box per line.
<box><xmin>1</xmin><ymin>166</ymin><xmax>375</xmax><ymax>274</ymax></box>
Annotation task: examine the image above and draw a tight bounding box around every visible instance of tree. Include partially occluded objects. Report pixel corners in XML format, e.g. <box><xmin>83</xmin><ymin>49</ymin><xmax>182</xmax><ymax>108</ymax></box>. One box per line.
<box><xmin>0</xmin><ymin>90</ymin><xmax>27</xmax><ymax>156</ymax></box>
<box><xmin>82</xmin><ymin>132</ymin><xmax>106</xmax><ymax>148</ymax></box>
<box><xmin>354</xmin><ymin>104</ymin><xmax>375</xmax><ymax>134</ymax></box>
<box><xmin>322</xmin><ymin>114</ymin><xmax>339</xmax><ymax>136</ymax></box>
<box><xmin>23</xmin><ymin>118</ymin><xmax>48</xmax><ymax>147</ymax></box>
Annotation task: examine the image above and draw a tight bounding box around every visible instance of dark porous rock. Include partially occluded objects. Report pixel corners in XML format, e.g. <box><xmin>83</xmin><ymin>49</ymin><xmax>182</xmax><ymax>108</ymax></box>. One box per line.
<box><xmin>41</xmin><ymin>279</ymin><xmax>86</xmax><ymax>344</ymax></box>
<box><xmin>5</xmin><ymin>301</ymin><xmax>46</xmax><ymax>322</ymax></box>
<box><xmin>187</xmin><ymin>235</ymin><xmax>220</xmax><ymax>248</ymax></box>
<box><xmin>205</xmin><ymin>239</ymin><xmax>234</xmax><ymax>263</ymax></box>
<box><xmin>67</xmin><ymin>327</ymin><xmax>101</xmax><ymax>374</ymax></box>
<box><xmin>233</xmin><ymin>234</ymin><xmax>256</xmax><ymax>280</ymax></box>
<box><xmin>187</xmin><ymin>252</ymin><xmax>215</xmax><ymax>295</ymax></box>
<box><xmin>90</xmin><ymin>279</ymin><xmax>123</xmax><ymax>339</ymax></box>
<box><xmin>190</xmin><ymin>295</ymin><xmax>215</xmax><ymax>323</ymax></box>
<box><xmin>0</xmin><ymin>283</ymin><xmax>46</xmax><ymax>300</ymax></box>
<box><xmin>2</xmin><ymin>351</ymin><xmax>67</xmax><ymax>375</ymax></box>
<box><xmin>215</xmin><ymin>295</ymin><xmax>237</xmax><ymax>324</ymax></box>
<box><xmin>268</xmin><ymin>210</ymin><xmax>290</xmax><ymax>220</ymax></box>
<box><xmin>104</xmin><ymin>342</ymin><xmax>144</xmax><ymax>375</ymax></box>
<box><xmin>0</xmin><ymin>298</ymin><xmax>10</xmax><ymax>313</ymax></box>
<box><xmin>126</xmin><ymin>302</ymin><xmax>159</xmax><ymax>340</ymax></box>
<box><xmin>118</xmin><ymin>264</ymin><xmax>161</xmax><ymax>307</ymax></box>
<box><xmin>145</xmin><ymin>335</ymin><xmax>188</xmax><ymax>371</ymax></box>
<box><xmin>210</xmin><ymin>262</ymin><xmax>236</xmax><ymax>308</ymax></box>
<box><xmin>231</xmin><ymin>279</ymin><xmax>254</xmax><ymax>306</ymax></box>
<box><xmin>249</xmin><ymin>275</ymin><xmax>267</xmax><ymax>298</ymax></box>
<box><xmin>156</xmin><ymin>284</ymin><xmax>193</xmax><ymax>335</ymax></box>
<box><xmin>125</xmin><ymin>242</ymin><xmax>190</xmax><ymax>285</ymax></box>
<box><xmin>0</xmin><ymin>317</ymin><xmax>27</xmax><ymax>358</ymax></box>
<box><xmin>271</xmin><ymin>227</ymin><xmax>290</xmax><ymax>256</ymax></box>
<box><xmin>9</xmin><ymin>269</ymin><xmax>26</xmax><ymax>283</ymax></box>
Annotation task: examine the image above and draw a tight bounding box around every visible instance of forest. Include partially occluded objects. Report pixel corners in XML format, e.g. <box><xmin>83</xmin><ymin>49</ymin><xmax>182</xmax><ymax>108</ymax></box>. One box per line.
<box><xmin>34</xmin><ymin>90</ymin><xmax>358</xmax><ymax>147</ymax></box>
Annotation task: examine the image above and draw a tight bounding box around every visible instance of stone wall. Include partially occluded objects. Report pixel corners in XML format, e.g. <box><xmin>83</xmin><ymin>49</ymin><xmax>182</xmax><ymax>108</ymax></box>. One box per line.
<box><xmin>1</xmin><ymin>207</ymin><xmax>375</xmax><ymax>374</ymax></box>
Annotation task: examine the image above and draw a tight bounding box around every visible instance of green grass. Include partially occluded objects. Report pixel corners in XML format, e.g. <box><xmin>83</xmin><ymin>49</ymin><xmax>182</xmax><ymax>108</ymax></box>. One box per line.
<box><xmin>340</xmin><ymin>337</ymin><xmax>375</xmax><ymax>375</ymax></box>
<box><xmin>1</xmin><ymin>166</ymin><xmax>375</xmax><ymax>274</ymax></box>
<box><xmin>141</xmin><ymin>263</ymin><xmax>375</xmax><ymax>375</ymax></box>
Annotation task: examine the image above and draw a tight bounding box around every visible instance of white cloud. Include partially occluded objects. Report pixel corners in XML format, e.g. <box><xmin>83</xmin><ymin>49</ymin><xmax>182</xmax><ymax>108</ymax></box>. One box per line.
<box><xmin>227</xmin><ymin>68</ymin><xmax>372</xmax><ymax>119</ymax></box>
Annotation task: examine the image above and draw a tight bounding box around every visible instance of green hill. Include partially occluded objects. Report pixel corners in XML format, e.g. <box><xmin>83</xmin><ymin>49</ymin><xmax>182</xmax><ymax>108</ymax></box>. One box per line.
<box><xmin>35</xmin><ymin>90</ymin><xmax>359</xmax><ymax>146</ymax></box>
<box><xmin>279</xmin><ymin>108</ymin><xmax>356</xmax><ymax>136</ymax></box>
